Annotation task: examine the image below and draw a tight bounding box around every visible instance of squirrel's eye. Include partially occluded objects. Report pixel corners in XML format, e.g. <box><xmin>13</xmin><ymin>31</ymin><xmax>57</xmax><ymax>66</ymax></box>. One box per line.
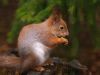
<box><xmin>60</xmin><ymin>26</ymin><xmax>64</xmax><ymax>30</ymax></box>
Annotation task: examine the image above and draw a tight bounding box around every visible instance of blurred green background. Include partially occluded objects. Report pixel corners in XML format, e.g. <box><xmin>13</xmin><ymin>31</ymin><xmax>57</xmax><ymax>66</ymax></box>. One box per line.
<box><xmin>0</xmin><ymin>0</ymin><xmax>100</xmax><ymax>60</ymax></box>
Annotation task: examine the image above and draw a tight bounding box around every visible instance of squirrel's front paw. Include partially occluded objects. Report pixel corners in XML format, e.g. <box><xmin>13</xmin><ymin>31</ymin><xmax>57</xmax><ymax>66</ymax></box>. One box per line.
<box><xmin>60</xmin><ymin>37</ymin><xmax>68</xmax><ymax>45</ymax></box>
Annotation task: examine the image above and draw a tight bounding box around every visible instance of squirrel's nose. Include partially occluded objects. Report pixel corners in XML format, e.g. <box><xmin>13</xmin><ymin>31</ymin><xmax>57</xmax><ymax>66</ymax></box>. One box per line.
<box><xmin>64</xmin><ymin>31</ymin><xmax>69</xmax><ymax>36</ymax></box>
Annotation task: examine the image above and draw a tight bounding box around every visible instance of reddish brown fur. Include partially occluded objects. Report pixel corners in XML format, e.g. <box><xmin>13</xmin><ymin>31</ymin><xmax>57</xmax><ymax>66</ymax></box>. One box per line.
<box><xmin>0</xmin><ymin>9</ymin><xmax>69</xmax><ymax>73</ymax></box>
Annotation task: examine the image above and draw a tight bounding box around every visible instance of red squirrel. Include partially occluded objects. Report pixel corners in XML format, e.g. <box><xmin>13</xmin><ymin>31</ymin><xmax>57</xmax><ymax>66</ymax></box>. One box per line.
<box><xmin>0</xmin><ymin>8</ymin><xmax>69</xmax><ymax>73</ymax></box>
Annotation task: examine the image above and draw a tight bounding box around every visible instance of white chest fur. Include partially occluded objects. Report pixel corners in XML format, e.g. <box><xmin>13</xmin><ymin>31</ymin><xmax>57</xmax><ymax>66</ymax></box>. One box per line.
<box><xmin>32</xmin><ymin>42</ymin><xmax>50</xmax><ymax>64</ymax></box>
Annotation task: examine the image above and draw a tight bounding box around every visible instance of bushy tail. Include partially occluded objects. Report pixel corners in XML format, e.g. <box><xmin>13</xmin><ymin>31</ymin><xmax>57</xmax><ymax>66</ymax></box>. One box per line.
<box><xmin>0</xmin><ymin>55</ymin><xmax>21</xmax><ymax>70</ymax></box>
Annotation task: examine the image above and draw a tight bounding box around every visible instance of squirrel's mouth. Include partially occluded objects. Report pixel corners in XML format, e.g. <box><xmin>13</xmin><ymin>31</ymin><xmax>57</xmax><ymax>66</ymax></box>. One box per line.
<box><xmin>57</xmin><ymin>35</ymin><xmax>67</xmax><ymax>38</ymax></box>
<box><xmin>57</xmin><ymin>32</ymin><xmax>68</xmax><ymax>38</ymax></box>
<box><xmin>53</xmin><ymin>33</ymin><xmax>68</xmax><ymax>40</ymax></box>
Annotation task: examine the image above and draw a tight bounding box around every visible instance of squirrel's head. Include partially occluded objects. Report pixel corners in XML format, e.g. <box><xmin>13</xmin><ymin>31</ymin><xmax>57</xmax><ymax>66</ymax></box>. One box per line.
<box><xmin>47</xmin><ymin>7</ymin><xmax>69</xmax><ymax>38</ymax></box>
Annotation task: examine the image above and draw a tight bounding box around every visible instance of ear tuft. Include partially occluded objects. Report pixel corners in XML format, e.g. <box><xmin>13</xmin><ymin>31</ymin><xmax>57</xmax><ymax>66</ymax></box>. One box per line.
<box><xmin>52</xmin><ymin>5</ymin><xmax>61</xmax><ymax>17</ymax></box>
<box><xmin>50</xmin><ymin>5</ymin><xmax>62</xmax><ymax>23</ymax></box>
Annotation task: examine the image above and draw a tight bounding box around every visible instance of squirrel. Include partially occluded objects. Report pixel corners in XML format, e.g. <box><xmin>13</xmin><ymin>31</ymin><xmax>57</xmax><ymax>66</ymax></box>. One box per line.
<box><xmin>0</xmin><ymin>8</ymin><xmax>69</xmax><ymax>73</ymax></box>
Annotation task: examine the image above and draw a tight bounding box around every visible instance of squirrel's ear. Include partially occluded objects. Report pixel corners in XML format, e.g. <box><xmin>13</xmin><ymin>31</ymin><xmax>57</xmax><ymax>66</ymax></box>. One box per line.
<box><xmin>50</xmin><ymin>6</ymin><xmax>61</xmax><ymax>24</ymax></box>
